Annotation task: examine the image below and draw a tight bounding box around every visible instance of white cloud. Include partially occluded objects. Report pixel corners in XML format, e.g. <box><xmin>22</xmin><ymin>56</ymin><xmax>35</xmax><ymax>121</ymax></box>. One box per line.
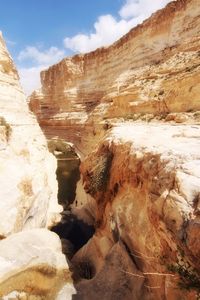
<box><xmin>18</xmin><ymin>46</ymin><xmax>65</xmax><ymax>65</ymax></box>
<box><xmin>64</xmin><ymin>15</ymin><xmax>137</xmax><ymax>53</ymax></box>
<box><xmin>17</xmin><ymin>46</ymin><xmax>66</xmax><ymax>95</ymax></box>
<box><xmin>119</xmin><ymin>0</ymin><xmax>171</xmax><ymax>20</ymax></box>
<box><xmin>18</xmin><ymin>65</ymin><xmax>46</xmax><ymax>96</ymax></box>
<box><xmin>64</xmin><ymin>0</ymin><xmax>172</xmax><ymax>53</ymax></box>
<box><xmin>17</xmin><ymin>0</ymin><xmax>172</xmax><ymax>95</ymax></box>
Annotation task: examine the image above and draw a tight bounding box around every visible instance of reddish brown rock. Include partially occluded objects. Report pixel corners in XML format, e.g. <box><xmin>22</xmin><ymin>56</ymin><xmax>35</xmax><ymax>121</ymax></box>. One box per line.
<box><xmin>28</xmin><ymin>1</ymin><xmax>200</xmax><ymax>299</ymax></box>
<box><xmin>29</xmin><ymin>0</ymin><xmax>200</xmax><ymax>154</ymax></box>
<box><xmin>74</xmin><ymin>124</ymin><xmax>200</xmax><ymax>300</ymax></box>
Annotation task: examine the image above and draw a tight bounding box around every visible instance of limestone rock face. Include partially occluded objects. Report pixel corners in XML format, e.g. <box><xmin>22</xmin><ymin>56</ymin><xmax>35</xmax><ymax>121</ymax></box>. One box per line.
<box><xmin>75</xmin><ymin>123</ymin><xmax>200</xmax><ymax>300</ymax></box>
<box><xmin>0</xmin><ymin>229</ymin><xmax>75</xmax><ymax>299</ymax></box>
<box><xmin>0</xmin><ymin>35</ymin><xmax>75</xmax><ymax>299</ymax></box>
<box><xmin>28</xmin><ymin>0</ymin><xmax>200</xmax><ymax>299</ymax></box>
<box><xmin>29</xmin><ymin>0</ymin><xmax>200</xmax><ymax>152</ymax></box>
<box><xmin>0</xmin><ymin>32</ymin><xmax>61</xmax><ymax>237</ymax></box>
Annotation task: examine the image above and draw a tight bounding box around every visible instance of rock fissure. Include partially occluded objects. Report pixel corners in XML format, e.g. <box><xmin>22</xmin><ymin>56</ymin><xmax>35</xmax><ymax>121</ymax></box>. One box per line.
<box><xmin>1</xmin><ymin>0</ymin><xmax>200</xmax><ymax>299</ymax></box>
<box><xmin>48</xmin><ymin>138</ymin><xmax>96</xmax><ymax>265</ymax></box>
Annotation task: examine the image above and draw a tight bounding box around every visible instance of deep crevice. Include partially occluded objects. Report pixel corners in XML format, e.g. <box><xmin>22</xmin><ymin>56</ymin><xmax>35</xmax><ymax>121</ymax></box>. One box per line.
<box><xmin>48</xmin><ymin>138</ymin><xmax>80</xmax><ymax>208</ymax></box>
<box><xmin>51</xmin><ymin>213</ymin><xmax>95</xmax><ymax>255</ymax></box>
<box><xmin>48</xmin><ymin>138</ymin><xmax>95</xmax><ymax>262</ymax></box>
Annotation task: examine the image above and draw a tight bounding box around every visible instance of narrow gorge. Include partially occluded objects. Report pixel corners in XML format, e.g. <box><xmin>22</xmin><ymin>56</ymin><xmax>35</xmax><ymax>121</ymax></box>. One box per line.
<box><xmin>0</xmin><ymin>0</ymin><xmax>200</xmax><ymax>299</ymax></box>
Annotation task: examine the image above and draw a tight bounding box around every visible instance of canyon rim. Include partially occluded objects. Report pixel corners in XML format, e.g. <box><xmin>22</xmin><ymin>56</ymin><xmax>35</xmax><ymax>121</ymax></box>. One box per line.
<box><xmin>0</xmin><ymin>0</ymin><xmax>200</xmax><ymax>299</ymax></box>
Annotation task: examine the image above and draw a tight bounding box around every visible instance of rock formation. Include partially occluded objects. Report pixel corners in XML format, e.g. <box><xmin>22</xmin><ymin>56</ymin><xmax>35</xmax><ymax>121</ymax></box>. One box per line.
<box><xmin>0</xmin><ymin>229</ymin><xmax>75</xmax><ymax>299</ymax></box>
<box><xmin>0</xmin><ymin>33</ymin><xmax>74</xmax><ymax>298</ymax></box>
<box><xmin>0</xmin><ymin>32</ymin><xmax>61</xmax><ymax>237</ymax></box>
<box><xmin>28</xmin><ymin>0</ymin><xmax>200</xmax><ymax>299</ymax></box>
<box><xmin>29</xmin><ymin>0</ymin><xmax>200</xmax><ymax>154</ymax></box>
<box><xmin>73</xmin><ymin>124</ymin><xmax>200</xmax><ymax>300</ymax></box>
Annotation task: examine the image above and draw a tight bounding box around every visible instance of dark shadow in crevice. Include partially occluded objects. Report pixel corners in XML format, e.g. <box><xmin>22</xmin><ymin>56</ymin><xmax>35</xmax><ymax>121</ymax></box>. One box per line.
<box><xmin>56</xmin><ymin>157</ymin><xmax>80</xmax><ymax>208</ymax></box>
<box><xmin>48</xmin><ymin>138</ymin><xmax>96</xmax><ymax>286</ymax></box>
<box><xmin>48</xmin><ymin>138</ymin><xmax>80</xmax><ymax>208</ymax></box>
<box><xmin>51</xmin><ymin>213</ymin><xmax>95</xmax><ymax>255</ymax></box>
<box><xmin>72</xmin><ymin>259</ymin><xmax>96</xmax><ymax>282</ymax></box>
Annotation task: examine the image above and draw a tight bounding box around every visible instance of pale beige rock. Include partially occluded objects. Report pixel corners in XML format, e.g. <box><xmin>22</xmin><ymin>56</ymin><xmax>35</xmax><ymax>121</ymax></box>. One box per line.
<box><xmin>29</xmin><ymin>0</ymin><xmax>200</xmax><ymax>154</ymax></box>
<box><xmin>27</xmin><ymin>0</ymin><xmax>200</xmax><ymax>299</ymax></box>
<box><xmin>0</xmin><ymin>33</ymin><xmax>61</xmax><ymax>237</ymax></box>
<box><xmin>0</xmin><ymin>229</ymin><xmax>75</xmax><ymax>299</ymax></box>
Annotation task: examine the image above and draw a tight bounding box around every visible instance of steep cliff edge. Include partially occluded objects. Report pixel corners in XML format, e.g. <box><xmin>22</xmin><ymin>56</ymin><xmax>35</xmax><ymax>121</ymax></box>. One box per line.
<box><xmin>29</xmin><ymin>0</ymin><xmax>200</xmax><ymax>153</ymax></box>
<box><xmin>73</xmin><ymin>124</ymin><xmax>200</xmax><ymax>300</ymax></box>
<box><xmin>0</xmin><ymin>33</ymin><xmax>75</xmax><ymax>299</ymax></box>
<box><xmin>28</xmin><ymin>0</ymin><xmax>200</xmax><ymax>299</ymax></box>
<box><xmin>0</xmin><ymin>32</ymin><xmax>60</xmax><ymax>236</ymax></box>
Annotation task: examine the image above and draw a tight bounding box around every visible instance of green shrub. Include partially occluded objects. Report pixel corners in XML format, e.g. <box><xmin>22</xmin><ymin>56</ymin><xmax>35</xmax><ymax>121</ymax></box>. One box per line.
<box><xmin>89</xmin><ymin>151</ymin><xmax>113</xmax><ymax>195</ymax></box>
<box><xmin>168</xmin><ymin>264</ymin><xmax>200</xmax><ymax>292</ymax></box>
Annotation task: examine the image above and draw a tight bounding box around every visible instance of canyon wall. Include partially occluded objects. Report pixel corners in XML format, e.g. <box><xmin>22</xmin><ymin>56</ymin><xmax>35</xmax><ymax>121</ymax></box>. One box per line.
<box><xmin>73</xmin><ymin>124</ymin><xmax>200</xmax><ymax>300</ymax></box>
<box><xmin>0</xmin><ymin>33</ymin><xmax>75</xmax><ymax>298</ymax></box>
<box><xmin>29</xmin><ymin>0</ymin><xmax>200</xmax><ymax>152</ymax></box>
<box><xmin>0</xmin><ymin>32</ymin><xmax>61</xmax><ymax>236</ymax></box>
<box><xmin>28</xmin><ymin>0</ymin><xmax>200</xmax><ymax>299</ymax></box>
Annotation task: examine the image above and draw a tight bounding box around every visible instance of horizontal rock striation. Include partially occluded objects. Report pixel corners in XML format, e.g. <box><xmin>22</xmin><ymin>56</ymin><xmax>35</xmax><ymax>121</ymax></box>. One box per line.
<box><xmin>29</xmin><ymin>0</ymin><xmax>200</xmax><ymax>150</ymax></box>
<box><xmin>28</xmin><ymin>0</ymin><xmax>200</xmax><ymax>299</ymax></box>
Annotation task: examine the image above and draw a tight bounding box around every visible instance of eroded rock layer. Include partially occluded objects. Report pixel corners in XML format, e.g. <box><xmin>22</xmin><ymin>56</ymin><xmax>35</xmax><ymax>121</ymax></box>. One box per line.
<box><xmin>28</xmin><ymin>0</ymin><xmax>200</xmax><ymax>299</ymax></box>
<box><xmin>0</xmin><ymin>34</ymin><xmax>75</xmax><ymax>299</ymax></box>
<box><xmin>0</xmin><ymin>32</ymin><xmax>61</xmax><ymax>237</ymax></box>
<box><xmin>73</xmin><ymin>123</ymin><xmax>200</xmax><ymax>300</ymax></box>
<box><xmin>29</xmin><ymin>0</ymin><xmax>200</xmax><ymax>152</ymax></box>
<box><xmin>0</xmin><ymin>229</ymin><xmax>74</xmax><ymax>300</ymax></box>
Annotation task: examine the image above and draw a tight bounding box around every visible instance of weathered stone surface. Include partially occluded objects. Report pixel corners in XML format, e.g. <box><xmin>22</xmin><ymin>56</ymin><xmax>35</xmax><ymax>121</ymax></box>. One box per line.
<box><xmin>0</xmin><ymin>34</ymin><xmax>75</xmax><ymax>299</ymax></box>
<box><xmin>28</xmin><ymin>0</ymin><xmax>200</xmax><ymax>299</ymax></box>
<box><xmin>0</xmin><ymin>229</ymin><xmax>75</xmax><ymax>299</ymax></box>
<box><xmin>74</xmin><ymin>123</ymin><xmax>200</xmax><ymax>299</ymax></box>
<box><xmin>0</xmin><ymin>32</ymin><xmax>61</xmax><ymax>237</ymax></box>
<box><xmin>73</xmin><ymin>242</ymin><xmax>144</xmax><ymax>300</ymax></box>
<box><xmin>29</xmin><ymin>0</ymin><xmax>200</xmax><ymax>153</ymax></box>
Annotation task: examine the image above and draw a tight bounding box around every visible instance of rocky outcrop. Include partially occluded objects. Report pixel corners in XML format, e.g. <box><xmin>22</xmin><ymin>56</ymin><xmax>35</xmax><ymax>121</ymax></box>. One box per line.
<box><xmin>0</xmin><ymin>33</ymin><xmax>75</xmax><ymax>299</ymax></box>
<box><xmin>0</xmin><ymin>32</ymin><xmax>61</xmax><ymax>237</ymax></box>
<box><xmin>28</xmin><ymin>0</ymin><xmax>200</xmax><ymax>299</ymax></box>
<box><xmin>0</xmin><ymin>229</ymin><xmax>75</xmax><ymax>299</ymax></box>
<box><xmin>73</xmin><ymin>123</ymin><xmax>200</xmax><ymax>300</ymax></box>
<box><xmin>29</xmin><ymin>0</ymin><xmax>200</xmax><ymax>153</ymax></box>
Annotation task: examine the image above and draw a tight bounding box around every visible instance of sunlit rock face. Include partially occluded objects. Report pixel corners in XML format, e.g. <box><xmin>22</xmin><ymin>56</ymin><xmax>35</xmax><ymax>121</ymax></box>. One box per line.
<box><xmin>0</xmin><ymin>32</ymin><xmax>61</xmax><ymax>237</ymax></box>
<box><xmin>0</xmin><ymin>35</ymin><xmax>75</xmax><ymax>299</ymax></box>
<box><xmin>74</xmin><ymin>124</ymin><xmax>200</xmax><ymax>300</ymax></box>
<box><xmin>28</xmin><ymin>0</ymin><xmax>200</xmax><ymax>299</ymax></box>
<box><xmin>0</xmin><ymin>229</ymin><xmax>75</xmax><ymax>300</ymax></box>
<box><xmin>29</xmin><ymin>0</ymin><xmax>200</xmax><ymax>154</ymax></box>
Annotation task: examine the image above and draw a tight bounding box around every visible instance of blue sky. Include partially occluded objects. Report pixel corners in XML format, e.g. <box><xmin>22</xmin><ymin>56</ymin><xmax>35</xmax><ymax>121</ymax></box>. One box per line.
<box><xmin>0</xmin><ymin>0</ymin><xmax>171</xmax><ymax>95</ymax></box>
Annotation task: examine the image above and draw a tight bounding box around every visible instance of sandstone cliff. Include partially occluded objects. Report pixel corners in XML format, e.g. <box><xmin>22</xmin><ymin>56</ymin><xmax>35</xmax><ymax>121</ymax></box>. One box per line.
<box><xmin>29</xmin><ymin>0</ymin><xmax>200</xmax><ymax>152</ymax></box>
<box><xmin>0</xmin><ymin>33</ymin><xmax>75</xmax><ymax>298</ymax></box>
<box><xmin>0</xmin><ymin>32</ymin><xmax>61</xmax><ymax>236</ymax></box>
<box><xmin>28</xmin><ymin>0</ymin><xmax>200</xmax><ymax>299</ymax></box>
<box><xmin>72</xmin><ymin>124</ymin><xmax>200</xmax><ymax>300</ymax></box>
